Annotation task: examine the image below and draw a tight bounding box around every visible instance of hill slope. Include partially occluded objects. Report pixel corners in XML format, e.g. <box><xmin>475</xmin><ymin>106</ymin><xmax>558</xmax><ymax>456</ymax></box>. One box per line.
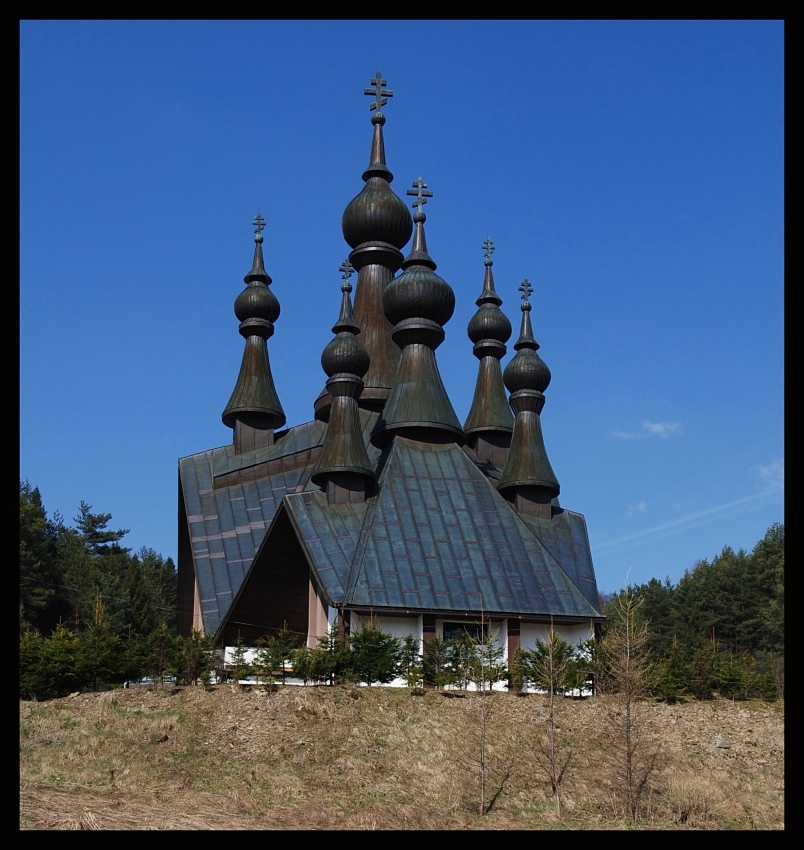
<box><xmin>20</xmin><ymin>685</ymin><xmax>784</xmax><ymax>830</ymax></box>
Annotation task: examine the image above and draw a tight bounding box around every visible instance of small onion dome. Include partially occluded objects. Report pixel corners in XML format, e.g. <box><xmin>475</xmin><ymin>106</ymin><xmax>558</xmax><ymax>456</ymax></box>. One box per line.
<box><xmin>468</xmin><ymin>303</ymin><xmax>512</xmax><ymax>346</ymax></box>
<box><xmin>468</xmin><ymin>238</ymin><xmax>511</xmax><ymax>345</ymax></box>
<box><xmin>321</xmin><ymin>276</ymin><xmax>370</xmax><ymax>379</ymax></box>
<box><xmin>504</xmin><ymin>290</ymin><xmax>551</xmax><ymax>394</ymax></box>
<box><xmin>383</xmin><ymin>208</ymin><xmax>455</xmax><ymax>327</ymax></box>
<box><xmin>234</xmin><ymin>227</ymin><xmax>280</xmax><ymax>325</ymax></box>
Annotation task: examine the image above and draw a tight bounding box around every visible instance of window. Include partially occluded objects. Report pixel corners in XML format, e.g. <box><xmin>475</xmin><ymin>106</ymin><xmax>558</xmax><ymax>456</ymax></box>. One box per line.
<box><xmin>442</xmin><ymin>621</ymin><xmax>487</xmax><ymax>643</ymax></box>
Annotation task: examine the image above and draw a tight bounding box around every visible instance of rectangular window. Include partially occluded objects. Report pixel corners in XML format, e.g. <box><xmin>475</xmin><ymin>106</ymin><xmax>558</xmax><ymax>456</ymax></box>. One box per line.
<box><xmin>442</xmin><ymin>621</ymin><xmax>487</xmax><ymax>643</ymax></box>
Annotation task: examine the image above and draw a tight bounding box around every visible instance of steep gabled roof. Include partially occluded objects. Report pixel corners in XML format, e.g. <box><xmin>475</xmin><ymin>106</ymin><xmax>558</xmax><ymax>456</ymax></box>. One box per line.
<box><xmin>178</xmin><ymin>419</ymin><xmax>326</xmax><ymax>634</ymax></box>
<box><xmin>236</xmin><ymin>435</ymin><xmax>601</xmax><ymax>624</ymax></box>
<box><xmin>342</xmin><ymin>437</ymin><xmax>600</xmax><ymax>619</ymax></box>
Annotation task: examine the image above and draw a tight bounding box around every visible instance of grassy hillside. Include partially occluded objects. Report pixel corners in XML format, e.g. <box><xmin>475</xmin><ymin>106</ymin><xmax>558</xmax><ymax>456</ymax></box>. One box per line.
<box><xmin>20</xmin><ymin>684</ymin><xmax>784</xmax><ymax>830</ymax></box>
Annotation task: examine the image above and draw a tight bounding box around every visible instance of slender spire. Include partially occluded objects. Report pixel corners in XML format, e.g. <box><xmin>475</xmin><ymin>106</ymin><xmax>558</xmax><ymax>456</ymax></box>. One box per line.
<box><xmin>311</xmin><ymin>260</ymin><xmax>376</xmax><ymax>502</ymax></box>
<box><xmin>371</xmin><ymin>178</ymin><xmax>464</xmax><ymax>446</ymax></box>
<box><xmin>497</xmin><ymin>280</ymin><xmax>560</xmax><ymax>515</ymax></box>
<box><xmin>316</xmin><ymin>73</ymin><xmax>413</xmax><ymax>421</ymax></box>
<box><xmin>463</xmin><ymin>237</ymin><xmax>514</xmax><ymax>467</ymax></box>
<box><xmin>222</xmin><ymin>213</ymin><xmax>286</xmax><ymax>453</ymax></box>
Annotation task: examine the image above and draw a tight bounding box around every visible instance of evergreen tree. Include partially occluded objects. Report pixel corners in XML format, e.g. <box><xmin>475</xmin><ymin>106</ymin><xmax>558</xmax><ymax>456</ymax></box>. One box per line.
<box><xmin>229</xmin><ymin>633</ymin><xmax>252</xmax><ymax>686</ymax></box>
<box><xmin>447</xmin><ymin>631</ymin><xmax>479</xmax><ymax>691</ymax></box>
<box><xmin>525</xmin><ymin>629</ymin><xmax>575</xmax><ymax>695</ymax></box>
<box><xmin>177</xmin><ymin>629</ymin><xmax>215</xmax><ymax>685</ymax></box>
<box><xmin>19</xmin><ymin>480</ymin><xmax>68</xmax><ymax>633</ymax></box>
<box><xmin>422</xmin><ymin>636</ymin><xmax>456</xmax><ymax>689</ymax></box>
<box><xmin>349</xmin><ymin>618</ymin><xmax>401</xmax><ymax>686</ymax></box>
<box><xmin>310</xmin><ymin>621</ymin><xmax>352</xmax><ymax>685</ymax></box>
<box><xmin>653</xmin><ymin>636</ymin><xmax>689</xmax><ymax>702</ymax></box>
<box><xmin>399</xmin><ymin>634</ymin><xmax>424</xmax><ymax>691</ymax></box>
<box><xmin>689</xmin><ymin>639</ymin><xmax>719</xmax><ymax>700</ymax></box>
<box><xmin>291</xmin><ymin>644</ymin><xmax>315</xmax><ymax>686</ymax></box>
<box><xmin>471</xmin><ymin>629</ymin><xmax>507</xmax><ymax>693</ymax></box>
<box><xmin>256</xmin><ymin>622</ymin><xmax>300</xmax><ymax>685</ymax></box>
<box><xmin>630</xmin><ymin>577</ymin><xmax>676</xmax><ymax>659</ymax></box>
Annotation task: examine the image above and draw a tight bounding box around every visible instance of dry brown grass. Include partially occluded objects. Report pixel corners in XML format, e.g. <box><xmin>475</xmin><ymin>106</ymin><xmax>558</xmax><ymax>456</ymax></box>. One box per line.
<box><xmin>20</xmin><ymin>685</ymin><xmax>785</xmax><ymax>830</ymax></box>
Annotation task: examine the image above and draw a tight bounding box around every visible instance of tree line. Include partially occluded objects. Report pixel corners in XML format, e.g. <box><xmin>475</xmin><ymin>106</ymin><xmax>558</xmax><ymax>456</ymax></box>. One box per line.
<box><xmin>19</xmin><ymin>479</ymin><xmax>783</xmax><ymax>702</ymax></box>
<box><xmin>601</xmin><ymin>522</ymin><xmax>784</xmax><ymax>701</ymax></box>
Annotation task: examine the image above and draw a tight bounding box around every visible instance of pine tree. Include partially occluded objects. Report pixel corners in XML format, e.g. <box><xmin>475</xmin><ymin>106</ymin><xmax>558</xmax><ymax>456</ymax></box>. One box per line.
<box><xmin>422</xmin><ymin>636</ymin><xmax>455</xmax><ymax>689</ymax></box>
<box><xmin>399</xmin><ymin>634</ymin><xmax>424</xmax><ymax>691</ymax></box>
<box><xmin>349</xmin><ymin>618</ymin><xmax>401</xmax><ymax>686</ymax></box>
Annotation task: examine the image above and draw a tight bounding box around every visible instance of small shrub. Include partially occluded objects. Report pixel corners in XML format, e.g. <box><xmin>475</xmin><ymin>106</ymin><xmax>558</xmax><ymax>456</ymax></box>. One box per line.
<box><xmin>664</xmin><ymin>773</ymin><xmax>723</xmax><ymax>826</ymax></box>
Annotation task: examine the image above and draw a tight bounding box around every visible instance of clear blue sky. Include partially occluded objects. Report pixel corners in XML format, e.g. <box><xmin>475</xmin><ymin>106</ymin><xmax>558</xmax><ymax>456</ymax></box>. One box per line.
<box><xmin>20</xmin><ymin>20</ymin><xmax>784</xmax><ymax>594</ymax></box>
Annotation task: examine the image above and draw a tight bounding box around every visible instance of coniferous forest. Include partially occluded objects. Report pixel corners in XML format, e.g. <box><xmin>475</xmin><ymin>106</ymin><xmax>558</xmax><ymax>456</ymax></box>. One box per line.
<box><xmin>19</xmin><ymin>479</ymin><xmax>784</xmax><ymax>702</ymax></box>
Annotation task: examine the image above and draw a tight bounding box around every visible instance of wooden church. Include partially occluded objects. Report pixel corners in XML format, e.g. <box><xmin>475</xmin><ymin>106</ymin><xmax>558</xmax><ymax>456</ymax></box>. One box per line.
<box><xmin>177</xmin><ymin>74</ymin><xmax>604</xmax><ymax>666</ymax></box>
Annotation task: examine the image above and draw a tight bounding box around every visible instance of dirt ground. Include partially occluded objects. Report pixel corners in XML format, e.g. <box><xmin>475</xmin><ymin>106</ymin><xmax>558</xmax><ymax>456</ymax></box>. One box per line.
<box><xmin>20</xmin><ymin>684</ymin><xmax>785</xmax><ymax>830</ymax></box>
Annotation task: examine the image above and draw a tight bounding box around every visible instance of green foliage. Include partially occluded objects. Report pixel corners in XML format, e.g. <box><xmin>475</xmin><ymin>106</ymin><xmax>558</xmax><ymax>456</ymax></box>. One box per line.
<box><xmin>291</xmin><ymin>644</ymin><xmax>315</xmax><ymax>686</ymax></box>
<box><xmin>653</xmin><ymin>637</ymin><xmax>690</xmax><ymax>702</ymax></box>
<box><xmin>256</xmin><ymin>622</ymin><xmax>300</xmax><ymax>685</ymax></box>
<box><xmin>20</xmin><ymin>482</ymin><xmax>177</xmax><ymax>640</ymax></box>
<box><xmin>689</xmin><ymin>640</ymin><xmax>718</xmax><ymax>700</ymax></box>
<box><xmin>525</xmin><ymin>629</ymin><xmax>576</xmax><ymax>695</ymax></box>
<box><xmin>399</xmin><ymin>634</ymin><xmax>424</xmax><ymax>691</ymax></box>
<box><xmin>447</xmin><ymin>632</ymin><xmax>478</xmax><ymax>691</ymax></box>
<box><xmin>19</xmin><ymin>481</ymin><xmax>68</xmax><ymax>634</ymax></box>
<box><xmin>471</xmin><ymin>629</ymin><xmax>507</xmax><ymax>692</ymax></box>
<box><xmin>177</xmin><ymin>629</ymin><xmax>215</xmax><ymax>686</ymax></box>
<box><xmin>349</xmin><ymin>618</ymin><xmax>402</xmax><ymax>686</ymax></box>
<box><xmin>422</xmin><ymin>636</ymin><xmax>456</xmax><ymax>689</ymax></box>
<box><xmin>229</xmin><ymin>633</ymin><xmax>252</xmax><ymax>684</ymax></box>
<box><xmin>670</xmin><ymin>524</ymin><xmax>784</xmax><ymax>659</ymax></box>
<box><xmin>311</xmin><ymin>622</ymin><xmax>352</xmax><ymax>685</ymax></box>
<box><xmin>508</xmin><ymin>647</ymin><xmax>527</xmax><ymax>693</ymax></box>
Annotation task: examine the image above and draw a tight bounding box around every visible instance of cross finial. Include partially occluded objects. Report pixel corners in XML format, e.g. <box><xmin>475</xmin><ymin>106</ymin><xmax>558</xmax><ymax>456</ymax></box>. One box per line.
<box><xmin>519</xmin><ymin>279</ymin><xmax>534</xmax><ymax>302</ymax></box>
<box><xmin>407</xmin><ymin>176</ymin><xmax>433</xmax><ymax>213</ymax></box>
<box><xmin>339</xmin><ymin>259</ymin><xmax>354</xmax><ymax>292</ymax></box>
<box><xmin>252</xmin><ymin>212</ymin><xmax>266</xmax><ymax>235</ymax></box>
<box><xmin>482</xmin><ymin>237</ymin><xmax>495</xmax><ymax>261</ymax></box>
<box><xmin>365</xmin><ymin>72</ymin><xmax>393</xmax><ymax>112</ymax></box>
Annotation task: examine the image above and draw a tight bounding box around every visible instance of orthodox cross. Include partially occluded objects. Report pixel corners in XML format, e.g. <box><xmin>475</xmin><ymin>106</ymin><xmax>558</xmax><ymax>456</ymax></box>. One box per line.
<box><xmin>519</xmin><ymin>279</ymin><xmax>534</xmax><ymax>302</ymax></box>
<box><xmin>252</xmin><ymin>212</ymin><xmax>266</xmax><ymax>235</ymax></box>
<box><xmin>407</xmin><ymin>176</ymin><xmax>433</xmax><ymax>213</ymax></box>
<box><xmin>365</xmin><ymin>72</ymin><xmax>393</xmax><ymax>111</ymax></box>
<box><xmin>482</xmin><ymin>237</ymin><xmax>495</xmax><ymax>261</ymax></box>
<box><xmin>339</xmin><ymin>259</ymin><xmax>354</xmax><ymax>291</ymax></box>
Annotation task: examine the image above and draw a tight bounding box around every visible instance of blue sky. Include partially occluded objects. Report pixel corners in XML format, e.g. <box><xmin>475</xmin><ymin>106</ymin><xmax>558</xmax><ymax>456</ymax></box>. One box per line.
<box><xmin>20</xmin><ymin>20</ymin><xmax>784</xmax><ymax>594</ymax></box>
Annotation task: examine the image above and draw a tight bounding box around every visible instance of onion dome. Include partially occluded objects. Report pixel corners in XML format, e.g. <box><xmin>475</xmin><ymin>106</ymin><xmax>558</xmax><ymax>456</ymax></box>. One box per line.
<box><xmin>371</xmin><ymin>178</ymin><xmax>463</xmax><ymax>446</ymax></box>
<box><xmin>498</xmin><ymin>279</ymin><xmax>560</xmax><ymax>502</ymax></box>
<box><xmin>463</xmin><ymin>237</ymin><xmax>515</xmax><ymax>460</ymax></box>
<box><xmin>315</xmin><ymin>73</ymin><xmax>413</xmax><ymax>421</ymax></box>
<box><xmin>311</xmin><ymin>260</ymin><xmax>376</xmax><ymax>492</ymax></box>
<box><xmin>222</xmin><ymin>213</ymin><xmax>286</xmax><ymax>443</ymax></box>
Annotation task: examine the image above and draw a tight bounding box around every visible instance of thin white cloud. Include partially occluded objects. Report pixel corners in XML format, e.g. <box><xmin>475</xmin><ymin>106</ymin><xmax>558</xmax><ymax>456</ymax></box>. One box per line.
<box><xmin>611</xmin><ymin>420</ymin><xmax>683</xmax><ymax>440</ymax></box>
<box><xmin>597</xmin><ymin>458</ymin><xmax>784</xmax><ymax>553</ymax></box>
<box><xmin>627</xmin><ymin>501</ymin><xmax>648</xmax><ymax>514</ymax></box>
<box><xmin>612</xmin><ymin>430</ymin><xmax>640</xmax><ymax>440</ymax></box>
<box><xmin>751</xmin><ymin>458</ymin><xmax>784</xmax><ymax>493</ymax></box>
<box><xmin>642</xmin><ymin>420</ymin><xmax>682</xmax><ymax>438</ymax></box>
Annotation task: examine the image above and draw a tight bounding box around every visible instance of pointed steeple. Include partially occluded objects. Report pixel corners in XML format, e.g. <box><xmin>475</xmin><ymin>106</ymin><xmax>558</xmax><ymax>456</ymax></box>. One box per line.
<box><xmin>371</xmin><ymin>178</ymin><xmax>464</xmax><ymax>446</ymax></box>
<box><xmin>463</xmin><ymin>237</ymin><xmax>514</xmax><ymax>467</ymax></box>
<box><xmin>311</xmin><ymin>261</ymin><xmax>376</xmax><ymax>502</ymax></box>
<box><xmin>315</xmin><ymin>72</ymin><xmax>413</xmax><ymax>421</ymax></box>
<box><xmin>222</xmin><ymin>213</ymin><xmax>286</xmax><ymax>453</ymax></box>
<box><xmin>497</xmin><ymin>280</ymin><xmax>560</xmax><ymax>516</ymax></box>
